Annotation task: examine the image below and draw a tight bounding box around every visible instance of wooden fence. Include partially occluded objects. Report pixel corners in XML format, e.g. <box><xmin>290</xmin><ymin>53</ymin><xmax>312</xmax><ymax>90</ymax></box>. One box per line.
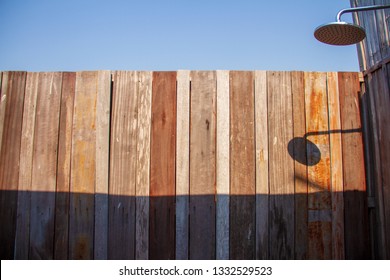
<box><xmin>0</xmin><ymin>70</ymin><xmax>369</xmax><ymax>260</ymax></box>
<box><xmin>351</xmin><ymin>0</ymin><xmax>390</xmax><ymax>259</ymax></box>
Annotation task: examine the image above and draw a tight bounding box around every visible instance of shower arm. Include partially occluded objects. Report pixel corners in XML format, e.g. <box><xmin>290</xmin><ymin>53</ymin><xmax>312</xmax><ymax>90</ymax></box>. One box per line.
<box><xmin>336</xmin><ymin>4</ymin><xmax>390</xmax><ymax>22</ymax></box>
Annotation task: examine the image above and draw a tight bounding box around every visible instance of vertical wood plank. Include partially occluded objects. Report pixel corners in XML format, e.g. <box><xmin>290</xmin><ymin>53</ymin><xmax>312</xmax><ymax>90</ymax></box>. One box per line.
<box><xmin>54</xmin><ymin>72</ymin><xmax>76</xmax><ymax>260</ymax></box>
<box><xmin>339</xmin><ymin>72</ymin><xmax>369</xmax><ymax>259</ymax></box>
<box><xmin>230</xmin><ymin>71</ymin><xmax>256</xmax><ymax>260</ymax></box>
<box><xmin>327</xmin><ymin>72</ymin><xmax>345</xmax><ymax>259</ymax></box>
<box><xmin>305</xmin><ymin>72</ymin><xmax>332</xmax><ymax>259</ymax></box>
<box><xmin>0</xmin><ymin>72</ymin><xmax>7</xmax><ymax>152</ymax></box>
<box><xmin>268</xmin><ymin>71</ymin><xmax>294</xmax><ymax>259</ymax></box>
<box><xmin>176</xmin><ymin>70</ymin><xmax>190</xmax><ymax>260</ymax></box>
<box><xmin>150</xmin><ymin>71</ymin><xmax>176</xmax><ymax>260</ymax></box>
<box><xmin>216</xmin><ymin>70</ymin><xmax>229</xmax><ymax>260</ymax></box>
<box><xmin>291</xmin><ymin>71</ymin><xmax>308</xmax><ymax>260</ymax></box>
<box><xmin>254</xmin><ymin>70</ymin><xmax>269</xmax><ymax>260</ymax></box>
<box><xmin>14</xmin><ymin>72</ymin><xmax>39</xmax><ymax>259</ymax></box>
<box><xmin>69</xmin><ymin>71</ymin><xmax>97</xmax><ymax>260</ymax></box>
<box><xmin>109</xmin><ymin>71</ymin><xmax>138</xmax><ymax>260</ymax></box>
<box><xmin>94</xmin><ymin>70</ymin><xmax>111</xmax><ymax>260</ymax></box>
<box><xmin>189</xmin><ymin>71</ymin><xmax>216</xmax><ymax>260</ymax></box>
<box><xmin>0</xmin><ymin>72</ymin><xmax>26</xmax><ymax>259</ymax></box>
<box><xmin>29</xmin><ymin>72</ymin><xmax>62</xmax><ymax>259</ymax></box>
<box><xmin>135</xmin><ymin>71</ymin><xmax>152</xmax><ymax>260</ymax></box>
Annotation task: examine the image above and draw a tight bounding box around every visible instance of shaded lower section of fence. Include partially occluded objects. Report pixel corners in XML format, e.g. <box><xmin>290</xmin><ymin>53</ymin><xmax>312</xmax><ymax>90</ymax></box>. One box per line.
<box><xmin>0</xmin><ymin>191</ymin><xmax>370</xmax><ymax>260</ymax></box>
<box><xmin>0</xmin><ymin>70</ymin><xmax>372</xmax><ymax>259</ymax></box>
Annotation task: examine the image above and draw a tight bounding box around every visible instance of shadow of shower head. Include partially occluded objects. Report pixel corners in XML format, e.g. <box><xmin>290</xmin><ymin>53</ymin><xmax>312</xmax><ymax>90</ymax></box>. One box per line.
<box><xmin>314</xmin><ymin>4</ymin><xmax>390</xmax><ymax>46</ymax></box>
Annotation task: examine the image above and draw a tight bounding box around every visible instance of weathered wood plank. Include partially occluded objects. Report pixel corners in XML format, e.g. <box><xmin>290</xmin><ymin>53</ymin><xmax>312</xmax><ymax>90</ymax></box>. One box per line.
<box><xmin>0</xmin><ymin>72</ymin><xmax>26</xmax><ymax>259</ymax></box>
<box><xmin>291</xmin><ymin>71</ymin><xmax>308</xmax><ymax>260</ymax></box>
<box><xmin>94</xmin><ymin>70</ymin><xmax>111</xmax><ymax>260</ymax></box>
<box><xmin>305</xmin><ymin>72</ymin><xmax>332</xmax><ymax>259</ymax></box>
<box><xmin>29</xmin><ymin>72</ymin><xmax>62</xmax><ymax>259</ymax></box>
<box><xmin>69</xmin><ymin>71</ymin><xmax>97</xmax><ymax>260</ymax></box>
<box><xmin>109</xmin><ymin>71</ymin><xmax>138</xmax><ymax>260</ymax></box>
<box><xmin>176</xmin><ymin>70</ymin><xmax>190</xmax><ymax>260</ymax></box>
<box><xmin>135</xmin><ymin>71</ymin><xmax>152</xmax><ymax>260</ymax></box>
<box><xmin>254</xmin><ymin>70</ymin><xmax>269</xmax><ymax>260</ymax></box>
<box><xmin>150</xmin><ymin>71</ymin><xmax>176</xmax><ymax>260</ymax></box>
<box><xmin>230</xmin><ymin>71</ymin><xmax>255</xmax><ymax>260</ymax></box>
<box><xmin>268</xmin><ymin>71</ymin><xmax>294</xmax><ymax>260</ymax></box>
<box><xmin>327</xmin><ymin>72</ymin><xmax>345</xmax><ymax>259</ymax></box>
<box><xmin>0</xmin><ymin>72</ymin><xmax>6</xmax><ymax>151</ymax></box>
<box><xmin>189</xmin><ymin>71</ymin><xmax>216</xmax><ymax>260</ymax></box>
<box><xmin>54</xmin><ymin>72</ymin><xmax>76</xmax><ymax>260</ymax></box>
<box><xmin>14</xmin><ymin>73</ymin><xmax>39</xmax><ymax>259</ymax></box>
<box><xmin>339</xmin><ymin>72</ymin><xmax>369</xmax><ymax>259</ymax></box>
<box><xmin>216</xmin><ymin>70</ymin><xmax>229</xmax><ymax>260</ymax></box>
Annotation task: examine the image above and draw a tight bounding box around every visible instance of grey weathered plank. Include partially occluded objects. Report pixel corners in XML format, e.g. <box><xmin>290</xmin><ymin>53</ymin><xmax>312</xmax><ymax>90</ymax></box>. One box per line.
<box><xmin>216</xmin><ymin>70</ymin><xmax>229</xmax><ymax>260</ymax></box>
<box><xmin>189</xmin><ymin>71</ymin><xmax>216</xmax><ymax>260</ymax></box>
<box><xmin>135</xmin><ymin>71</ymin><xmax>152</xmax><ymax>260</ymax></box>
<box><xmin>94</xmin><ymin>70</ymin><xmax>111</xmax><ymax>260</ymax></box>
<box><xmin>109</xmin><ymin>71</ymin><xmax>138</xmax><ymax>259</ymax></box>
<box><xmin>176</xmin><ymin>70</ymin><xmax>190</xmax><ymax>260</ymax></box>
<box><xmin>254</xmin><ymin>70</ymin><xmax>269</xmax><ymax>260</ymax></box>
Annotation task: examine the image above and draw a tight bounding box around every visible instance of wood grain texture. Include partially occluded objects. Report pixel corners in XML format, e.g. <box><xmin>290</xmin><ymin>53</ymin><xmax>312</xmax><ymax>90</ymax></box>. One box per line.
<box><xmin>69</xmin><ymin>71</ymin><xmax>97</xmax><ymax>260</ymax></box>
<box><xmin>189</xmin><ymin>71</ymin><xmax>216</xmax><ymax>260</ymax></box>
<box><xmin>109</xmin><ymin>71</ymin><xmax>138</xmax><ymax>259</ymax></box>
<box><xmin>29</xmin><ymin>72</ymin><xmax>63</xmax><ymax>260</ymax></box>
<box><xmin>94</xmin><ymin>70</ymin><xmax>111</xmax><ymax>260</ymax></box>
<box><xmin>54</xmin><ymin>72</ymin><xmax>76</xmax><ymax>260</ymax></box>
<box><xmin>14</xmin><ymin>72</ymin><xmax>39</xmax><ymax>259</ymax></box>
<box><xmin>150</xmin><ymin>71</ymin><xmax>176</xmax><ymax>260</ymax></box>
<box><xmin>0</xmin><ymin>72</ymin><xmax>6</xmax><ymax>150</ymax></box>
<box><xmin>135</xmin><ymin>71</ymin><xmax>152</xmax><ymax>260</ymax></box>
<box><xmin>176</xmin><ymin>70</ymin><xmax>190</xmax><ymax>260</ymax></box>
<box><xmin>254</xmin><ymin>70</ymin><xmax>269</xmax><ymax>260</ymax></box>
<box><xmin>305</xmin><ymin>72</ymin><xmax>332</xmax><ymax>259</ymax></box>
<box><xmin>216</xmin><ymin>70</ymin><xmax>229</xmax><ymax>260</ymax></box>
<box><xmin>291</xmin><ymin>71</ymin><xmax>308</xmax><ymax>260</ymax></box>
<box><xmin>268</xmin><ymin>71</ymin><xmax>294</xmax><ymax>260</ymax></box>
<box><xmin>327</xmin><ymin>72</ymin><xmax>345</xmax><ymax>260</ymax></box>
<box><xmin>339</xmin><ymin>72</ymin><xmax>370</xmax><ymax>259</ymax></box>
<box><xmin>230</xmin><ymin>71</ymin><xmax>256</xmax><ymax>260</ymax></box>
<box><xmin>0</xmin><ymin>72</ymin><xmax>26</xmax><ymax>259</ymax></box>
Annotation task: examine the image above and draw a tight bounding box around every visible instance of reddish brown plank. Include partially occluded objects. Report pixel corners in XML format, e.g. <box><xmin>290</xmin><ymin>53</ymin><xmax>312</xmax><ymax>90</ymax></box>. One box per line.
<box><xmin>109</xmin><ymin>71</ymin><xmax>138</xmax><ymax>259</ymax></box>
<box><xmin>291</xmin><ymin>71</ymin><xmax>308</xmax><ymax>260</ymax></box>
<box><xmin>268</xmin><ymin>71</ymin><xmax>294</xmax><ymax>259</ymax></box>
<box><xmin>69</xmin><ymin>72</ymin><xmax>98</xmax><ymax>260</ymax></box>
<box><xmin>305</xmin><ymin>72</ymin><xmax>332</xmax><ymax>259</ymax></box>
<box><xmin>339</xmin><ymin>72</ymin><xmax>370</xmax><ymax>259</ymax></box>
<box><xmin>150</xmin><ymin>71</ymin><xmax>176</xmax><ymax>260</ymax></box>
<box><xmin>0</xmin><ymin>72</ymin><xmax>26</xmax><ymax>259</ymax></box>
<box><xmin>54</xmin><ymin>72</ymin><xmax>76</xmax><ymax>260</ymax></box>
<box><xmin>14</xmin><ymin>72</ymin><xmax>39</xmax><ymax>259</ymax></box>
<box><xmin>29</xmin><ymin>72</ymin><xmax>63</xmax><ymax>259</ymax></box>
<box><xmin>189</xmin><ymin>71</ymin><xmax>216</xmax><ymax>260</ymax></box>
<box><xmin>229</xmin><ymin>71</ymin><xmax>255</xmax><ymax>260</ymax></box>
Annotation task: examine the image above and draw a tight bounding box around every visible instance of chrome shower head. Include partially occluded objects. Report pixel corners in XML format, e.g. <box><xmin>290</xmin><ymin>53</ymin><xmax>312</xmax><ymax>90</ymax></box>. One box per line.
<box><xmin>314</xmin><ymin>21</ymin><xmax>366</xmax><ymax>45</ymax></box>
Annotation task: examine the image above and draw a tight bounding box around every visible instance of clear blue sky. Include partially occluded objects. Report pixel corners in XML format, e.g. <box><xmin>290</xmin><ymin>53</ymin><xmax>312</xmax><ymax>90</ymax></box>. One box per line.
<box><xmin>0</xmin><ymin>0</ymin><xmax>360</xmax><ymax>72</ymax></box>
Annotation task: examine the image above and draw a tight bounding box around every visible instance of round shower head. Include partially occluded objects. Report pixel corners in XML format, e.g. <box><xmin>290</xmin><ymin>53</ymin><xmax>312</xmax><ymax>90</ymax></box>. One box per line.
<box><xmin>314</xmin><ymin>22</ymin><xmax>366</xmax><ymax>45</ymax></box>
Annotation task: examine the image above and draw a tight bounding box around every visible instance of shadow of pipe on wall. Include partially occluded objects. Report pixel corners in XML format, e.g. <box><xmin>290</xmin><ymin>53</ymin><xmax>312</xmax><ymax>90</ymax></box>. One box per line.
<box><xmin>288</xmin><ymin>128</ymin><xmax>363</xmax><ymax>166</ymax></box>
